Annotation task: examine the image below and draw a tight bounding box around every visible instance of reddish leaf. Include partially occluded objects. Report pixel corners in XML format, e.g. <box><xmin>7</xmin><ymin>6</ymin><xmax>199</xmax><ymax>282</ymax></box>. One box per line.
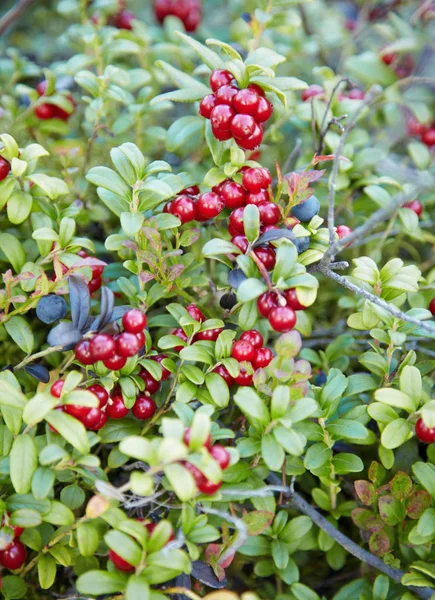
<box><xmin>368</xmin><ymin>460</ymin><xmax>386</xmax><ymax>486</ymax></box>
<box><xmin>351</xmin><ymin>508</ymin><xmax>383</xmax><ymax>532</ymax></box>
<box><xmin>390</xmin><ymin>471</ymin><xmax>413</xmax><ymax>500</ymax></box>
<box><xmin>311</xmin><ymin>154</ymin><xmax>336</xmax><ymax>165</ymax></box>
<box><xmin>242</xmin><ymin>510</ymin><xmax>274</xmax><ymax>536</ymax></box>
<box><xmin>369</xmin><ymin>529</ymin><xmax>391</xmax><ymax>556</ymax></box>
<box><xmin>378</xmin><ymin>495</ymin><xmax>405</xmax><ymax>526</ymax></box>
<box><xmin>354</xmin><ymin>480</ymin><xmax>375</xmax><ymax>506</ymax></box>
<box><xmin>406</xmin><ymin>490</ymin><xmax>432</xmax><ymax>520</ymax></box>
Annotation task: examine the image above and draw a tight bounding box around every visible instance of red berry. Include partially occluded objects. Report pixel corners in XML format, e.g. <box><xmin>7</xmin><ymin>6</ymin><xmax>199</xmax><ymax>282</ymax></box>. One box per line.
<box><xmin>109</xmin><ymin>549</ymin><xmax>134</xmax><ymax>572</ymax></box>
<box><xmin>116</xmin><ymin>332</ymin><xmax>142</xmax><ymax>358</ymax></box>
<box><xmin>64</xmin><ymin>404</ymin><xmax>90</xmax><ymax>421</ymax></box>
<box><xmin>209</xmin><ymin>70</ymin><xmax>234</xmax><ymax>92</ymax></box>
<box><xmin>183</xmin><ymin>7</ymin><xmax>201</xmax><ymax>32</ymax></box>
<box><xmin>90</xmin><ymin>334</ymin><xmax>116</xmax><ymax>361</ymax></box>
<box><xmin>415</xmin><ymin>418</ymin><xmax>435</xmax><ymax>443</ymax></box>
<box><xmin>257</xmin><ymin>291</ymin><xmax>280</xmax><ymax>318</ymax></box>
<box><xmin>381</xmin><ymin>52</ymin><xmax>396</xmax><ymax>66</ymax></box>
<box><xmin>254</xmin><ymin>246</ymin><xmax>276</xmax><ymax>270</ymax></box>
<box><xmin>170</xmin><ymin>195</ymin><xmax>197</xmax><ymax>223</ymax></box>
<box><xmin>163</xmin><ymin>201</ymin><xmax>172</xmax><ymax>214</ymax></box>
<box><xmin>231</xmin><ymin>339</ymin><xmax>255</xmax><ymax>362</ymax></box>
<box><xmin>50</xmin><ymin>380</ymin><xmax>64</xmax><ymax>398</ymax></box>
<box><xmin>150</xmin><ymin>354</ymin><xmax>171</xmax><ymax>380</ymax></box>
<box><xmin>139</xmin><ymin>369</ymin><xmax>160</xmax><ymax>394</ymax></box>
<box><xmin>255</xmin><ymin>96</ymin><xmax>273</xmax><ymax>123</ymax></box>
<box><xmin>301</xmin><ymin>85</ymin><xmax>324</xmax><ymax>102</ymax></box>
<box><xmin>212</xmin><ymin>180</ymin><xmax>226</xmax><ymax>194</ymax></box>
<box><xmin>258</xmin><ymin>202</ymin><xmax>281</xmax><ymax>225</ymax></box>
<box><xmin>268</xmin><ymin>306</ymin><xmax>296</xmax><ymax>332</ymax></box>
<box><xmin>403</xmin><ymin>200</ymin><xmax>423</xmax><ymax>217</ymax></box>
<box><xmin>421</xmin><ymin>129</ymin><xmax>435</xmax><ymax>146</ymax></box>
<box><xmin>233</xmin><ymin>88</ymin><xmax>260</xmax><ymax>116</ymax></box>
<box><xmin>75</xmin><ymin>340</ymin><xmax>95</xmax><ymax>365</ymax></box>
<box><xmin>106</xmin><ymin>395</ymin><xmax>129</xmax><ymax>419</ymax></box>
<box><xmin>0</xmin><ymin>540</ymin><xmax>27</xmax><ymax>570</ymax></box>
<box><xmin>242</xmin><ymin>168</ymin><xmax>270</xmax><ymax>193</ymax></box>
<box><xmin>87</xmin><ymin>384</ymin><xmax>109</xmax><ymax>408</ymax></box>
<box><xmin>184</xmin><ymin>428</ymin><xmax>212</xmax><ymax>449</ymax></box>
<box><xmin>221</xmin><ymin>181</ymin><xmax>246</xmax><ymax>209</ymax></box>
<box><xmin>88</xmin><ymin>276</ymin><xmax>102</xmax><ymax>294</ymax></box>
<box><xmin>235</xmin><ymin>123</ymin><xmax>263</xmax><ymax>150</ymax></box>
<box><xmin>283</xmin><ymin>289</ymin><xmax>306</xmax><ymax>311</ymax></box>
<box><xmin>210</xmin><ymin>104</ymin><xmax>235</xmax><ymax>132</ymax></box>
<box><xmin>195</xmin><ymin>328</ymin><xmax>223</xmax><ymax>341</ymax></box>
<box><xmin>1</xmin><ymin>514</ymin><xmax>24</xmax><ymax>540</ymax></box>
<box><xmin>103</xmin><ymin>354</ymin><xmax>127</xmax><ymax>370</ymax></box>
<box><xmin>122</xmin><ymin>309</ymin><xmax>147</xmax><ymax>333</ymax></box>
<box><xmin>215</xmin><ymin>84</ymin><xmax>238</xmax><ymax>106</ymax></box>
<box><xmin>230</xmin><ymin>114</ymin><xmax>256</xmax><ymax>139</ymax></box>
<box><xmin>180</xmin><ymin>185</ymin><xmax>200</xmax><ymax>195</ymax></box>
<box><xmin>229</xmin><ymin>207</ymin><xmax>245</xmax><ymax>234</ymax></box>
<box><xmin>248</xmin><ymin>83</ymin><xmax>265</xmax><ymax>97</ymax></box>
<box><xmin>52</xmin><ymin>95</ymin><xmax>75</xmax><ymax>121</ymax></box>
<box><xmin>209</xmin><ymin>445</ymin><xmax>231</xmax><ymax>470</ymax></box>
<box><xmin>114</xmin><ymin>9</ymin><xmax>134</xmax><ymax>29</ymax></box>
<box><xmin>197</xmin><ymin>192</ymin><xmax>225</xmax><ymax>219</ymax></box>
<box><xmin>197</xmin><ymin>478</ymin><xmax>222</xmax><ymax>495</ymax></box>
<box><xmin>35</xmin><ymin>103</ymin><xmax>55</xmax><ymax>119</ymax></box>
<box><xmin>91</xmin><ymin>410</ymin><xmax>108</xmax><ymax>431</ymax></box>
<box><xmin>212</xmin><ymin>365</ymin><xmax>234</xmax><ymax>387</ymax></box>
<box><xmin>212</xmin><ymin>126</ymin><xmax>233</xmax><ymax>141</ymax></box>
<box><xmin>231</xmin><ymin>235</ymin><xmax>249</xmax><ymax>253</ymax></box>
<box><xmin>199</xmin><ymin>94</ymin><xmax>217</xmax><ymax>118</ymax></box>
<box><xmin>132</xmin><ymin>396</ymin><xmax>156</xmax><ymax>420</ymax></box>
<box><xmin>336</xmin><ymin>225</ymin><xmax>353</xmax><ymax>239</ymax></box>
<box><xmin>429</xmin><ymin>299</ymin><xmax>435</xmax><ymax>316</ymax></box>
<box><xmin>186</xmin><ymin>304</ymin><xmax>205</xmax><ymax>322</ymax></box>
<box><xmin>36</xmin><ymin>81</ymin><xmax>48</xmax><ymax>96</ymax></box>
<box><xmin>234</xmin><ymin>368</ymin><xmax>253</xmax><ymax>386</ymax></box>
<box><xmin>240</xmin><ymin>329</ymin><xmax>264</xmax><ymax>349</ymax></box>
<box><xmin>406</xmin><ymin>116</ymin><xmax>426</xmax><ymax>137</ymax></box>
<box><xmin>136</xmin><ymin>331</ymin><xmax>145</xmax><ymax>349</ymax></box>
<box><xmin>252</xmin><ymin>347</ymin><xmax>273</xmax><ymax>369</ymax></box>
<box><xmin>173</xmin><ymin>327</ymin><xmax>188</xmax><ymax>351</ymax></box>
<box><xmin>0</xmin><ymin>157</ymin><xmax>11</xmax><ymax>182</ymax></box>
<box><xmin>246</xmin><ymin>190</ymin><xmax>269</xmax><ymax>206</ymax></box>
<box><xmin>347</xmin><ymin>88</ymin><xmax>365</xmax><ymax>100</ymax></box>
<box><xmin>82</xmin><ymin>407</ymin><xmax>106</xmax><ymax>429</ymax></box>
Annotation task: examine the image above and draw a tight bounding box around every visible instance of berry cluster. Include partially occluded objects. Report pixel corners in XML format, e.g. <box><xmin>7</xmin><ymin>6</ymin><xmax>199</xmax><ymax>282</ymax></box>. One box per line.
<box><xmin>34</xmin><ymin>81</ymin><xmax>75</xmax><ymax>121</ymax></box>
<box><xmin>51</xmin><ymin>380</ymin><xmax>108</xmax><ymax>431</ymax></box>
<box><xmin>74</xmin><ymin>309</ymin><xmax>147</xmax><ymax>370</ymax></box>
<box><xmin>230</xmin><ymin>330</ymin><xmax>273</xmax><ymax>386</ymax></box>
<box><xmin>0</xmin><ymin>515</ymin><xmax>26</xmax><ymax>571</ymax></box>
<box><xmin>257</xmin><ymin>288</ymin><xmax>307</xmax><ymax>333</ymax></box>
<box><xmin>301</xmin><ymin>85</ymin><xmax>365</xmax><ymax>102</ymax></box>
<box><xmin>183</xmin><ymin>428</ymin><xmax>231</xmax><ymax>495</ymax></box>
<box><xmin>405</xmin><ymin>115</ymin><xmax>435</xmax><ymax>148</ymax></box>
<box><xmin>154</xmin><ymin>0</ymin><xmax>201</xmax><ymax>32</ymax></box>
<box><xmin>415</xmin><ymin>418</ymin><xmax>435</xmax><ymax>444</ymax></box>
<box><xmin>200</xmin><ymin>70</ymin><xmax>273</xmax><ymax>149</ymax></box>
<box><xmin>0</xmin><ymin>156</ymin><xmax>11</xmax><ymax>182</ymax></box>
<box><xmin>164</xmin><ymin>185</ymin><xmax>227</xmax><ymax>223</ymax></box>
<box><xmin>173</xmin><ymin>304</ymin><xmax>223</xmax><ymax>350</ymax></box>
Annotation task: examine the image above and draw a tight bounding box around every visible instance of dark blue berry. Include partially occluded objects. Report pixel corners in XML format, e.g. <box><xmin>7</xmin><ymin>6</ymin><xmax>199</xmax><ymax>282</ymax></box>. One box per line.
<box><xmin>241</xmin><ymin>12</ymin><xmax>252</xmax><ymax>22</ymax></box>
<box><xmin>294</xmin><ymin>236</ymin><xmax>310</xmax><ymax>254</ymax></box>
<box><xmin>36</xmin><ymin>295</ymin><xmax>68</xmax><ymax>324</ymax></box>
<box><xmin>291</xmin><ymin>195</ymin><xmax>320</xmax><ymax>222</ymax></box>
<box><xmin>314</xmin><ymin>370</ymin><xmax>327</xmax><ymax>385</ymax></box>
<box><xmin>220</xmin><ymin>292</ymin><xmax>237</xmax><ymax>310</ymax></box>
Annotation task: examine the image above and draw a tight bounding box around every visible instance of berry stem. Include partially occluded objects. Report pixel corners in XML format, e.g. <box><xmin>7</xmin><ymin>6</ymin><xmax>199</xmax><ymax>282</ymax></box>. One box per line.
<box><xmin>248</xmin><ymin>250</ymin><xmax>273</xmax><ymax>290</ymax></box>
<box><xmin>13</xmin><ymin>344</ymin><xmax>65</xmax><ymax>371</ymax></box>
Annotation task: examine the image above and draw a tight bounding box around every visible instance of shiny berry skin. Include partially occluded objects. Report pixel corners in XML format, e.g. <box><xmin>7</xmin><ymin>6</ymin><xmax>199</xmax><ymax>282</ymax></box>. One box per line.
<box><xmin>35</xmin><ymin>103</ymin><xmax>55</xmax><ymax>119</ymax></box>
<box><xmin>199</xmin><ymin>94</ymin><xmax>217</xmax><ymax>118</ymax></box>
<box><xmin>107</xmin><ymin>395</ymin><xmax>129</xmax><ymax>419</ymax></box>
<box><xmin>209</xmin><ymin>70</ymin><xmax>234</xmax><ymax>92</ymax></box>
<box><xmin>301</xmin><ymin>85</ymin><xmax>324</xmax><ymax>101</ymax></box>
<box><xmin>212</xmin><ymin>126</ymin><xmax>232</xmax><ymax>141</ymax></box>
<box><xmin>421</xmin><ymin>128</ymin><xmax>435</xmax><ymax>147</ymax></box>
<box><xmin>229</xmin><ymin>207</ymin><xmax>245</xmax><ymax>234</ymax></box>
<box><xmin>91</xmin><ymin>410</ymin><xmax>108</xmax><ymax>431</ymax></box>
<box><xmin>173</xmin><ymin>328</ymin><xmax>188</xmax><ymax>351</ymax></box>
<box><xmin>257</xmin><ymin>291</ymin><xmax>279</xmax><ymax>318</ymax></box>
<box><xmin>75</xmin><ymin>340</ymin><xmax>95</xmax><ymax>365</ymax></box>
<box><xmin>50</xmin><ymin>380</ymin><xmax>64</xmax><ymax>398</ymax></box>
<box><xmin>242</xmin><ymin>168</ymin><xmax>270</xmax><ymax>193</ymax></box>
<box><xmin>415</xmin><ymin>418</ymin><xmax>435</xmax><ymax>443</ymax></box>
<box><xmin>103</xmin><ymin>354</ymin><xmax>127</xmax><ymax>370</ymax></box>
<box><xmin>180</xmin><ymin>185</ymin><xmax>200</xmax><ymax>195</ymax></box>
<box><xmin>82</xmin><ymin>407</ymin><xmax>104</xmax><ymax>429</ymax></box>
<box><xmin>90</xmin><ymin>334</ymin><xmax>116</xmax><ymax>361</ymax></box>
<box><xmin>163</xmin><ymin>201</ymin><xmax>172</xmax><ymax>213</ymax></box>
<box><xmin>258</xmin><ymin>202</ymin><xmax>281</xmax><ymax>225</ymax></box>
<box><xmin>246</xmin><ymin>190</ymin><xmax>269</xmax><ymax>206</ymax></box>
<box><xmin>240</xmin><ymin>329</ymin><xmax>264</xmax><ymax>349</ymax></box>
<box><xmin>114</xmin><ymin>9</ymin><xmax>134</xmax><ymax>29</ymax></box>
<box><xmin>231</xmin><ymin>339</ymin><xmax>255</xmax><ymax>362</ymax></box>
<box><xmin>230</xmin><ymin>114</ymin><xmax>256</xmax><ymax>139</ymax></box>
<box><xmin>116</xmin><ymin>332</ymin><xmax>142</xmax><ymax>358</ymax></box>
<box><xmin>209</xmin><ymin>445</ymin><xmax>231</xmax><ymax>470</ymax></box>
<box><xmin>252</xmin><ymin>347</ymin><xmax>273</xmax><ymax>369</ymax></box>
<box><xmin>215</xmin><ymin>84</ymin><xmax>238</xmax><ymax>106</ymax></box>
<box><xmin>0</xmin><ymin>541</ymin><xmax>27</xmax><ymax>570</ymax></box>
<box><xmin>186</xmin><ymin>304</ymin><xmax>205</xmax><ymax>322</ymax></box>
<box><xmin>347</xmin><ymin>88</ymin><xmax>365</xmax><ymax>100</ymax></box>
<box><xmin>0</xmin><ymin>157</ymin><xmax>11</xmax><ymax>182</ymax></box>
<box><xmin>197</xmin><ymin>479</ymin><xmax>222</xmax><ymax>495</ymax></box>
<box><xmin>150</xmin><ymin>354</ymin><xmax>171</xmax><ymax>380</ymax></box>
<box><xmin>221</xmin><ymin>181</ymin><xmax>246</xmax><ymax>209</ymax></box>
<box><xmin>283</xmin><ymin>289</ymin><xmax>306</xmax><ymax>311</ymax></box>
<box><xmin>139</xmin><ymin>369</ymin><xmax>160</xmax><ymax>394</ymax></box>
<box><xmin>248</xmin><ymin>83</ymin><xmax>265</xmax><ymax>97</ymax></box>
<box><xmin>336</xmin><ymin>225</ymin><xmax>353</xmax><ymax>239</ymax></box>
<box><xmin>210</xmin><ymin>105</ymin><xmax>235</xmax><ymax>132</ymax></box>
<box><xmin>403</xmin><ymin>200</ymin><xmax>423</xmax><ymax>217</ymax></box>
<box><xmin>170</xmin><ymin>195</ymin><xmax>197</xmax><ymax>223</ymax></box>
<box><xmin>109</xmin><ymin>549</ymin><xmax>134</xmax><ymax>572</ymax></box>
<box><xmin>122</xmin><ymin>309</ymin><xmax>147</xmax><ymax>333</ymax></box>
<box><xmin>236</xmin><ymin>123</ymin><xmax>263</xmax><ymax>150</ymax></box>
<box><xmin>231</xmin><ymin>235</ymin><xmax>249</xmax><ymax>253</ymax></box>
<box><xmin>132</xmin><ymin>396</ymin><xmax>156</xmax><ymax>420</ymax></box>
<box><xmin>88</xmin><ymin>276</ymin><xmax>102</xmax><ymax>294</ymax></box>
<box><xmin>212</xmin><ymin>365</ymin><xmax>234</xmax><ymax>387</ymax></box>
<box><xmin>212</xmin><ymin>180</ymin><xmax>227</xmax><ymax>194</ymax></box>
<box><xmin>195</xmin><ymin>328</ymin><xmax>223</xmax><ymax>341</ymax></box>
<box><xmin>87</xmin><ymin>384</ymin><xmax>109</xmax><ymax>408</ymax></box>
<box><xmin>234</xmin><ymin>368</ymin><xmax>253</xmax><ymax>386</ymax></box>
<box><xmin>136</xmin><ymin>331</ymin><xmax>145</xmax><ymax>349</ymax></box>
<box><xmin>254</xmin><ymin>247</ymin><xmax>276</xmax><ymax>270</ymax></box>
<box><xmin>233</xmin><ymin>88</ymin><xmax>260</xmax><ymax>116</ymax></box>
<box><xmin>65</xmin><ymin>404</ymin><xmax>90</xmax><ymax>421</ymax></box>
<box><xmin>197</xmin><ymin>192</ymin><xmax>225</xmax><ymax>219</ymax></box>
<box><xmin>291</xmin><ymin>195</ymin><xmax>320</xmax><ymax>222</ymax></box>
<box><xmin>430</xmin><ymin>299</ymin><xmax>435</xmax><ymax>316</ymax></box>
<box><xmin>268</xmin><ymin>306</ymin><xmax>297</xmax><ymax>332</ymax></box>
<box><xmin>255</xmin><ymin>96</ymin><xmax>273</xmax><ymax>123</ymax></box>
<box><xmin>184</xmin><ymin>428</ymin><xmax>212</xmax><ymax>450</ymax></box>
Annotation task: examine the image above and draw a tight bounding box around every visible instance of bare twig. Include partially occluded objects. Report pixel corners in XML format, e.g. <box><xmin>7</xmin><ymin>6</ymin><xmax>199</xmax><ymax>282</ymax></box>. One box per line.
<box><xmin>0</xmin><ymin>0</ymin><xmax>37</xmax><ymax>36</ymax></box>
<box><xmin>317</xmin><ymin>78</ymin><xmax>350</xmax><ymax>154</ymax></box>
<box><xmin>282</xmin><ymin>138</ymin><xmax>302</xmax><ymax>175</ymax></box>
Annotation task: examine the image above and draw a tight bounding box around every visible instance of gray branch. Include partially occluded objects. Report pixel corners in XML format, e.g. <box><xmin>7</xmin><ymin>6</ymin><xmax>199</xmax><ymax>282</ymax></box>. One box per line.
<box><xmin>0</xmin><ymin>0</ymin><xmax>37</xmax><ymax>35</ymax></box>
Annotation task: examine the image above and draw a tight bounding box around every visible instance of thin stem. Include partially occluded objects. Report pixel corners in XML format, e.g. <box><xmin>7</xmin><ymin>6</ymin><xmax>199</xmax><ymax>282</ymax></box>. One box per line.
<box><xmin>0</xmin><ymin>0</ymin><xmax>36</xmax><ymax>35</ymax></box>
<box><xmin>13</xmin><ymin>344</ymin><xmax>65</xmax><ymax>371</ymax></box>
<box><xmin>317</xmin><ymin>78</ymin><xmax>350</xmax><ymax>154</ymax></box>
<box><xmin>249</xmin><ymin>250</ymin><xmax>272</xmax><ymax>290</ymax></box>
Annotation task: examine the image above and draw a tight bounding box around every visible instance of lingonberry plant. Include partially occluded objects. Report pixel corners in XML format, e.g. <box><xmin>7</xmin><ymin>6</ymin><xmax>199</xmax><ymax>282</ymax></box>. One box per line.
<box><xmin>0</xmin><ymin>1</ymin><xmax>435</xmax><ymax>599</ymax></box>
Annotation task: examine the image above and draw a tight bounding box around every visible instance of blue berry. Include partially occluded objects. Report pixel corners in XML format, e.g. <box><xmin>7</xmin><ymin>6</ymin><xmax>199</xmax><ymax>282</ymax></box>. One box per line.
<box><xmin>294</xmin><ymin>237</ymin><xmax>310</xmax><ymax>254</ymax></box>
<box><xmin>36</xmin><ymin>295</ymin><xmax>68</xmax><ymax>324</ymax></box>
<box><xmin>291</xmin><ymin>195</ymin><xmax>320</xmax><ymax>222</ymax></box>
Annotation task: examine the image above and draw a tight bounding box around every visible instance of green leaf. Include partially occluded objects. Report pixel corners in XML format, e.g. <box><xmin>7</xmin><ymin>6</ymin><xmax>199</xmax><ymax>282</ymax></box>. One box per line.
<box><xmin>271</xmin><ymin>539</ymin><xmax>289</xmax><ymax>570</ymax></box>
<box><xmin>271</xmin><ymin>386</ymin><xmax>290</xmax><ymax>420</ymax></box>
<box><xmin>205</xmin><ymin>372</ymin><xmax>229</xmax><ymax>408</ymax></box>
<box><xmin>7</xmin><ymin>191</ymin><xmax>33</xmax><ymax>225</ymax></box>
<box><xmin>151</xmin><ymin>87</ymin><xmax>207</xmax><ymax>104</ymax></box>
<box><xmin>76</xmin><ymin>571</ymin><xmax>127</xmax><ymax>595</ymax></box>
<box><xmin>0</xmin><ymin>381</ymin><xmax>26</xmax><ymax>409</ymax></box>
<box><xmin>237</xmin><ymin>278</ymin><xmax>267</xmax><ymax>302</ymax></box>
<box><xmin>272</xmin><ymin>241</ymin><xmax>297</xmax><ymax>283</ymax></box>
<box><xmin>166</xmin><ymin>116</ymin><xmax>204</xmax><ymax>156</ymax></box>
<box><xmin>242</xmin><ymin>511</ymin><xmax>274</xmax><ymax>536</ymax></box>
<box><xmin>244</xmin><ymin>204</ymin><xmax>260</xmax><ymax>243</ymax></box>
<box><xmin>234</xmin><ymin>387</ymin><xmax>270</xmax><ymax>430</ymax></box>
<box><xmin>10</xmin><ymin>435</ymin><xmax>37</xmax><ymax>494</ymax></box>
<box><xmin>245</xmin><ymin>48</ymin><xmax>286</xmax><ymax>69</ymax></box>
<box><xmin>42</xmin><ymin>501</ymin><xmax>74</xmax><ymax>526</ymax></box>
<box><xmin>38</xmin><ymin>554</ymin><xmax>56</xmax><ymax>589</ymax></box>
<box><xmin>23</xmin><ymin>393</ymin><xmax>58</xmax><ymax>426</ymax></box>
<box><xmin>381</xmin><ymin>418</ymin><xmax>412</xmax><ymax>450</ymax></box>
<box><xmin>32</xmin><ymin>467</ymin><xmax>55</xmax><ymax>500</ymax></box>
<box><xmin>175</xmin><ymin>31</ymin><xmax>225</xmax><ymax>70</ymax></box>
<box><xmin>120</xmin><ymin>212</ymin><xmax>144</xmax><ymax>236</ymax></box>
<box><xmin>119</xmin><ymin>436</ymin><xmax>155</xmax><ymax>463</ymax></box>
<box><xmin>333</xmin><ymin>453</ymin><xmax>364</xmax><ymax>474</ymax></box>
<box><xmin>374</xmin><ymin>388</ymin><xmax>416</xmax><ymax>413</ymax></box>
<box><xmin>5</xmin><ymin>316</ymin><xmax>34</xmax><ymax>354</ymax></box>
<box><xmin>125</xmin><ymin>575</ymin><xmax>150</xmax><ymax>600</ymax></box>
<box><xmin>10</xmin><ymin>508</ymin><xmax>42</xmax><ymax>528</ymax></box>
<box><xmin>326</xmin><ymin>419</ymin><xmax>368</xmax><ymax>440</ymax></box>
<box><xmin>105</xmin><ymin>530</ymin><xmax>142</xmax><ymax>567</ymax></box>
<box><xmin>45</xmin><ymin>411</ymin><xmax>90</xmax><ymax>455</ymax></box>
<box><xmin>77</xmin><ymin>522</ymin><xmax>101</xmax><ymax>557</ymax></box>
<box><xmin>165</xmin><ymin>463</ymin><xmax>196</xmax><ymax>501</ymax></box>
<box><xmin>86</xmin><ymin>166</ymin><xmax>132</xmax><ymax>201</ymax></box>
<box><xmin>262</xmin><ymin>433</ymin><xmax>285</xmax><ymax>470</ymax></box>
<box><xmin>413</xmin><ymin>463</ymin><xmax>435</xmax><ymax>498</ymax></box>
<box><xmin>399</xmin><ymin>365</ymin><xmax>422</xmax><ymax>403</ymax></box>
<box><xmin>202</xmin><ymin>238</ymin><xmax>241</xmax><ymax>257</ymax></box>
<box><xmin>304</xmin><ymin>443</ymin><xmax>332</xmax><ymax>470</ymax></box>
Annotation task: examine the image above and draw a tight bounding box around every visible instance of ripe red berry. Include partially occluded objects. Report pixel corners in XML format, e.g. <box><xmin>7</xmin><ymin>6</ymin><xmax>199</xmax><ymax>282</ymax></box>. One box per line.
<box><xmin>199</xmin><ymin>94</ymin><xmax>217</xmax><ymax>118</ymax></box>
<box><xmin>403</xmin><ymin>200</ymin><xmax>423</xmax><ymax>217</ymax></box>
<box><xmin>0</xmin><ymin>157</ymin><xmax>11</xmax><ymax>182</ymax></box>
<box><xmin>136</xmin><ymin>331</ymin><xmax>145</xmax><ymax>350</ymax></box>
<box><xmin>209</xmin><ymin>70</ymin><xmax>234</xmax><ymax>92</ymax></box>
<box><xmin>248</xmin><ymin>83</ymin><xmax>265</xmax><ymax>97</ymax></box>
<box><xmin>242</xmin><ymin>168</ymin><xmax>270</xmax><ymax>193</ymax></box>
<box><xmin>215</xmin><ymin>84</ymin><xmax>238</xmax><ymax>106</ymax></box>
<box><xmin>231</xmin><ymin>235</ymin><xmax>249</xmax><ymax>253</ymax></box>
<box><xmin>173</xmin><ymin>327</ymin><xmax>188</xmax><ymax>351</ymax></box>
<box><xmin>106</xmin><ymin>395</ymin><xmax>129</xmax><ymax>419</ymax></box>
<box><xmin>75</xmin><ymin>340</ymin><xmax>95</xmax><ymax>365</ymax></box>
<box><xmin>163</xmin><ymin>201</ymin><xmax>172</xmax><ymax>213</ymax></box>
<box><xmin>87</xmin><ymin>384</ymin><xmax>109</xmax><ymax>408</ymax></box>
<box><xmin>103</xmin><ymin>354</ymin><xmax>127</xmax><ymax>370</ymax></box>
<box><xmin>0</xmin><ymin>540</ymin><xmax>27</xmax><ymax>570</ymax></box>
<box><xmin>301</xmin><ymin>85</ymin><xmax>324</xmax><ymax>102</ymax></box>
<box><xmin>254</xmin><ymin>246</ymin><xmax>276</xmax><ymax>270</ymax></box>
<box><xmin>415</xmin><ymin>418</ymin><xmax>435</xmax><ymax>443</ymax></box>
<box><xmin>122</xmin><ymin>309</ymin><xmax>147</xmax><ymax>333</ymax></box>
<box><xmin>197</xmin><ymin>478</ymin><xmax>222</xmax><ymax>495</ymax></box>
<box><xmin>170</xmin><ymin>195</ymin><xmax>197</xmax><ymax>223</ymax></box>
<box><xmin>91</xmin><ymin>410</ymin><xmax>108</xmax><ymax>431</ymax></box>
<box><xmin>195</xmin><ymin>328</ymin><xmax>223</xmax><ymax>341</ymax></box>
<box><xmin>114</xmin><ymin>9</ymin><xmax>134</xmax><ymax>29</ymax></box>
<box><xmin>197</xmin><ymin>192</ymin><xmax>225</xmax><ymax>219</ymax></box>
<box><xmin>209</xmin><ymin>445</ymin><xmax>231</xmax><ymax>470</ymax></box>
<box><xmin>252</xmin><ymin>347</ymin><xmax>273</xmax><ymax>369</ymax></box>
<box><xmin>212</xmin><ymin>126</ymin><xmax>233</xmax><ymax>141</ymax></box>
<box><xmin>255</xmin><ymin>96</ymin><xmax>273</xmax><ymax>122</ymax></box>
<box><xmin>212</xmin><ymin>365</ymin><xmax>234</xmax><ymax>387</ymax></box>
<box><xmin>109</xmin><ymin>548</ymin><xmax>134</xmax><ymax>572</ymax></box>
<box><xmin>381</xmin><ymin>52</ymin><xmax>396</xmax><ymax>66</ymax></box>
<box><xmin>82</xmin><ymin>407</ymin><xmax>105</xmax><ymax>430</ymax></box>
<box><xmin>231</xmin><ymin>114</ymin><xmax>256</xmax><ymax>139</ymax></box>
<box><xmin>258</xmin><ymin>202</ymin><xmax>281</xmax><ymax>225</ymax></box>
<box><xmin>88</xmin><ymin>276</ymin><xmax>102</xmax><ymax>294</ymax></box>
<box><xmin>116</xmin><ymin>332</ymin><xmax>142</xmax><ymax>358</ymax></box>
<box><xmin>180</xmin><ymin>185</ymin><xmax>200</xmax><ymax>195</ymax></box>
<box><xmin>221</xmin><ymin>181</ymin><xmax>246</xmax><ymax>209</ymax></box>
<box><xmin>90</xmin><ymin>334</ymin><xmax>116</xmax><ymax>361</ymax></box>
<box><xmin>268</xmin><ymin>306</ymin><xmax>296</xmax><ymax>332</ymax></box>
<box><xmin>421</xmin><ymin>128</ymin><xmax>435</xmax><ymax>147</ymax></box>
<box><xmin>283</xmin><ymin>289</ymin><xmax>306</xmax><ymax>311</ymax></box>
<box><xmin>35</xmin><ymin>103</ymin><xmax>55</xmax><ymax>119</ymax></box>
<box><xmin>231</xmin><ymin>340</ymin><xmax>255</xmax><ymax>362</ymax></box>
<box><xmin>210</xmin><ymin>104</ymin><xmax>235</xmax><ymax>132</ymax></box>
<box><xmin>186</xmin><ymin>304</ymin><xmax>205</xmax><ymax>322</ymax></box>
<box><xmin>184</xmin><ymin>428</ymin><xmax>212</xmax><ymax>449</ymax></box>
<box><xmin>406</xmin><ymin>116</ymin><xmax>426</xmax><ymax>137</ymax></box>
<box><xmin>150</xmin><ymin>354</ymin><xmax>171</xmax><ymax>380</ymax></box>
<box><xmin>233</xmin><ymin>88</ymin><xmax>260</xmax><ymax>115</ymax></box>
<box><xmin>236</xmin><ymin>123</ymin><xmax>263</xmax><ymax>150</ymax></box>
<box><xmin>234</xmin><ymin>367</ymin><xmax>253</xmax><ymax>386</ymax></box>
<box><xmin>65</xmin><ymin>403</ymin><xmax>90</xmax><ymax>421</ymax></box>
<box><xmin>257</xmin><ymin>291</ymin><xmax>280</xmax><ymax>318</ymax></box>
<box><xmin>430</xmin><ymin>299</ymin><xmax>435</xmax><ymax>316</ymax></box>
<box><xmin>139</xmin><ymin>369</ymin><xmax>160</xmax><ymax>394</ymax></box>
<box><xmin>229</xmin><ymin>207</ymin><xmax>245</xmax><ymax>234</ymax></box>
<box><xmin>240</xmin><ymin>329</ymin><xmax>264</xmax><ymax>349</ymax></box>
<box><xmin>50</xmin><ymin>380</ymin><xmax>64</xmax><ymax>398</ymax></box>
<box><xmin>246</xmin><ymin>190</ymin><xmax>269</xmax><ymax>206</ymax></box>
<box><xmin>132</xmin><ymin>396</ymin><xmax>156</xmax><ymax>420</ymax></box>
<box><xmin>336</xmin><ymin>225</ymin><xmax>353</xmax><ymax>239</ymax></box>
